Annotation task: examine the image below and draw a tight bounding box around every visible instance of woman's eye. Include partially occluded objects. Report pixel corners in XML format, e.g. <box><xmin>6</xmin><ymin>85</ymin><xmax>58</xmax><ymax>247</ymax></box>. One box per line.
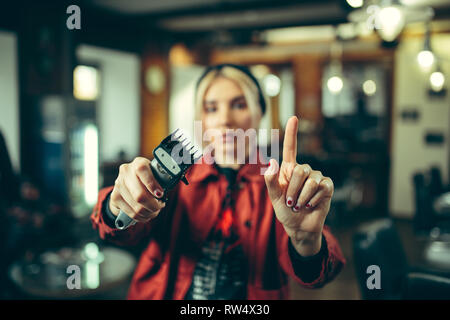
<box><xmin>232</xmin><ymin>102</ymin><xmax>247</xmax><ymax>109</ymax></box>
<box><xmin>204</xmin><ymin>105</ymin><xmax>217</xmax><ymax>113</ymax></box>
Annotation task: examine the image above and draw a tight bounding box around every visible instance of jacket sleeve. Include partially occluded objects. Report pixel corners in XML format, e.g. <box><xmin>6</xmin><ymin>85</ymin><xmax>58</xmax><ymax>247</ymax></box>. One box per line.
<box><xmin>277</xmin><ymin>222</ymin><xmax>346</xmax><ymax>289</ymax></box>
<box><xmin>90</xmin><ymin>186</ymin><xmax>162</xmax><ymax>247</ymax></box>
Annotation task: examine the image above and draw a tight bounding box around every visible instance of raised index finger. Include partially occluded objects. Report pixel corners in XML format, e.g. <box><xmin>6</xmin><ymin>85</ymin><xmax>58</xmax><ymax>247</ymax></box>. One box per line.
<box><xmin>282</xmin><ymin>116</ymin><xmax>299</xmax><ymax>164</ymax></box>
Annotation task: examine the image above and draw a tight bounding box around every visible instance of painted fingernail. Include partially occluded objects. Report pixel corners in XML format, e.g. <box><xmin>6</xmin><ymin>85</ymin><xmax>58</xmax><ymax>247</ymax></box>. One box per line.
<box><xmin>154</xmin><ymin>190</ymin><xmax>163</xmax><ymax>198</ymax></box>
<box><xmin>306</xmin><ymin>203</ymin><xmax>312</xmax><ymax>208</ymax></box>
<box><xmin>286</xmin><ymin>197</ymin><xmax>293</xmax><ymax>207</ymax></box>
<box><xmin>293</xmin><ymin>204</ymin><xmax>300</xmax><ymax>212</ymax></box>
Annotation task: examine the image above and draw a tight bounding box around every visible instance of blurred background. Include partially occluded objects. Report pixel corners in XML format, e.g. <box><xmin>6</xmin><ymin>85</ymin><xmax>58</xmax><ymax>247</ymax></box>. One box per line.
<box><xmin>0</xmin><ymin>0</ymin><xmax>449</xmax><ymax>300</ymax></box>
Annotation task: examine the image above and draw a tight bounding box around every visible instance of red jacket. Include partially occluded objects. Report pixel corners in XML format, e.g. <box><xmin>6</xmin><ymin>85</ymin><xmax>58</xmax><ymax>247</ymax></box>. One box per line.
<box><xmin>90</xmin><ymin>157</ymin><xmax>346</xmax><ymax>300</ymax></box>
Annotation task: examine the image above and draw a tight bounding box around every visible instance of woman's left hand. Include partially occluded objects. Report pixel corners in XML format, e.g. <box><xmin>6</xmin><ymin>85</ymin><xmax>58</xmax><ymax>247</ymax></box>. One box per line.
<box><xmin>264</xmin><ymin>116</ymin><xmax>334</xmax><ymax>257</ymax></box>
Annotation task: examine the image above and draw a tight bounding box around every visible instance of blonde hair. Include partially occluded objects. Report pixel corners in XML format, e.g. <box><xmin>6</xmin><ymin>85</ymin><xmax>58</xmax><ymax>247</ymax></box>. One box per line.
<box><xmin>194</xmin><ymin>66</ymin><xmax>264</xmax><ymax>128</ymax></box>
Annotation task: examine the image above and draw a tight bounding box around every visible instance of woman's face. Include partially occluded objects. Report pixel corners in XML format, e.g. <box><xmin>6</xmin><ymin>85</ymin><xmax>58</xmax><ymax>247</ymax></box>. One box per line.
<box><xmin>201</xmin><ymin>76</ymin><xmax>256</xmax><ymax>167</ymax></box>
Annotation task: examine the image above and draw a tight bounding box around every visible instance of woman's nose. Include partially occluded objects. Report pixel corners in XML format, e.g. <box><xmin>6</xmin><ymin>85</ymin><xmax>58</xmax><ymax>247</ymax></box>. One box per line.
<box><xmin>218</xmin><ymin>105</ymin><xmax>233</xmax><ymax>127</ymax></box>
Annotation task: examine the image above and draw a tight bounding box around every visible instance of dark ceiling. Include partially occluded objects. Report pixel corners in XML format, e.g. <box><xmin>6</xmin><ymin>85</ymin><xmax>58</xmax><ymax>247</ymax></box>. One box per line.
<box><xmin>83</xmin><ymin>0</ymin><xmax>352</xmax><ymax>33</ymax></box>
<box><xmin>82</xmin><ymin>0</ymin><xmax>450</xmax><ymax>48</ymax></box>
<box><xmin>84</xmin><ymin>0</ymin><xmax>450</xmax><ymax>32</ymax></box>
<box><xmin>1</xmin><ymin>0</ymin><xmax>449</xmax><ymax>52</ymax></box>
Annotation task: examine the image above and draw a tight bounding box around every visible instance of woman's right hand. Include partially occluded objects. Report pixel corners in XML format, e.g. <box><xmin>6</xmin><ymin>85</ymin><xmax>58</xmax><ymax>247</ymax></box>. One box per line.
<box><xmin>109</xmin><ymin>157</ymin><xmax>166</xmax><ymax>223</ymax></box>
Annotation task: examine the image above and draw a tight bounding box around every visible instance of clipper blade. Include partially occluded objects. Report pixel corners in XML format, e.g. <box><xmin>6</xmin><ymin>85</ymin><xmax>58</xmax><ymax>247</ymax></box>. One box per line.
<box><xmin>162</xmin><ymin>129</ymin><xmax>202</xmax><ymax>171</ymax></box>
<box><xmin>152</xmin><ymin>128</ymin><xmax>202</xmax><ymax>188</ymax></box>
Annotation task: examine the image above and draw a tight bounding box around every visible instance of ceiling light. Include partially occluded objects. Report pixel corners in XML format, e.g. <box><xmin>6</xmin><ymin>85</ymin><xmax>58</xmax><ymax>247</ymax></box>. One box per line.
<box><xmin>263</xmin><ymin>74</ymin><xmax>281</xmax><ymax>97</ymax></box>
<box><xmin>327</xmin><ymin>41</ymin><xmax>344</xmax><ymax>95</ymax></box>
<box><xmin>417</xmin><ymin>23</ymin><xmax>435</xmax><ymax>71</ymax></box>
<box><xmin>363</xmin><ymin>80</ymin><xmax>377</xmax><ymax>96</ymax></box>
<box><xmin>377</xmin><ymin>5</ymin><xmax>405</xmax><ymax>42</ymax></box>
<box><xmin>348</xmin><ymin>1</ymin><xmax>434</xmax><ymax>42</ymax></box>
<box><xmin>346</xmin><ymin>0</ymin><xmax>364</xmax><ymax>9</ymax></box>
<box><xmin>327</xmin><ymin>76</ymin><xmax>344</xmax><ymax>94</ymax></box>
<box><xmin>417</xmin><ymin>50</ymin><xmax>435</xmax><ymax>70</ymax></box>
<box><xmin>430</xmin><ymin>71</ymin><xmax>445</xmax><ymax>92</ymax></box>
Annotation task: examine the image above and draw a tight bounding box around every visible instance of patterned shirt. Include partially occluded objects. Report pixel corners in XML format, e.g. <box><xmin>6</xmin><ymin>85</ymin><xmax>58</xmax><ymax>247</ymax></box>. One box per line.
<box><xmin>185</xmin><ymin>166</ymin><xmax>247</xmax><ymax>300</ymax></box>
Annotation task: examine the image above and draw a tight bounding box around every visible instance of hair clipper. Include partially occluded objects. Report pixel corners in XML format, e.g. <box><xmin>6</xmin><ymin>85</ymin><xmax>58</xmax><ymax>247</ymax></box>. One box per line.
<box><xmin>115</xmin><ymin>129</ymin><xmax>202</xmax><ymax>230</ymax></box>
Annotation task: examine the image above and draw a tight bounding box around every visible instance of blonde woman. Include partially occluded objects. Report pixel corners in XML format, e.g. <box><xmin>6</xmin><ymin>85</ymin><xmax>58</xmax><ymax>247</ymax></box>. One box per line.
<box><xmin>91</xmin><ymin>64</ymin><xmax>345</xmax><ymax>300</ymax></box>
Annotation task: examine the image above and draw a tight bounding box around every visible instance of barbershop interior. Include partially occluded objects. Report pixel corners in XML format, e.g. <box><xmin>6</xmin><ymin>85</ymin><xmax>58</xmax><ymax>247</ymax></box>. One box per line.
<box><xmin>0</xmin><ymin>0</ymin><xmax>449</xmax><ymax>300</ymax></box>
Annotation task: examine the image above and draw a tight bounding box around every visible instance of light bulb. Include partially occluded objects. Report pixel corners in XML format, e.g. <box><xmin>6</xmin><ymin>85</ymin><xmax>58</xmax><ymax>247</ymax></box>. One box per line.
<box><xmin>430</xmin><ymin>71</ymin><xmax>445</xmax><ymax>92</ymax></box>
<box><xmin>363</xmin><ymin>80</ymin><xmax>377</xmax><ymax>96</ymax></box>
<box><xmin>327</xmin><ymin>76</ymin><xmax>343</xmax><ymax>94</ymax></box>
<box><xmin>347</xmin><ymin>0</ymin><xmax>364</xmax><ymax>8</ymax></box>
<box><xmin>263</xmin><ymin>74</ymin><xmax>281</xmax><ymax>97</ymax></box>
<box><xmin>417</xmin><ymin>50</ymin><xmax>435</xmax><ymax>70</ymax></box>
<box><xmin>377</xmin><ymin>6</ymin><xmax>405</xmax><ymax>42</ymax></box>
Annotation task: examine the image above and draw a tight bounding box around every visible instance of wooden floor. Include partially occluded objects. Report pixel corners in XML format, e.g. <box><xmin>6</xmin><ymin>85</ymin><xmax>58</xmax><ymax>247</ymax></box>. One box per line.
<box><xmin>289</xmin><ymin>217</ymin><xmax>424</xmax><ymax>300</ymax></box>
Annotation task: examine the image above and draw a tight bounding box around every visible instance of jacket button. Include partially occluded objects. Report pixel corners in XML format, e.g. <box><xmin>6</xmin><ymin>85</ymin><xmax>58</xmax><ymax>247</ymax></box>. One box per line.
<box><xmin>245</xmin><ymin>220</ymin><xmax>252</xmax><ymax>228</ymax></box>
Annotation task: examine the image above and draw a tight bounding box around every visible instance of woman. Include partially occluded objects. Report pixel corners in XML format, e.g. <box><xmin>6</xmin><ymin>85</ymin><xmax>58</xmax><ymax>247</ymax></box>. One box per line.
<box><xmin>91</xmin><ymin>64</ymin><xmax>345</xmax><ymax>300</ymax></box>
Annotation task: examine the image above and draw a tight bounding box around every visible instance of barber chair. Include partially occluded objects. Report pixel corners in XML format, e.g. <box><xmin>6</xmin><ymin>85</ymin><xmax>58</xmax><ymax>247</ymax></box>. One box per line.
<box><xmin>353</xmin><ymin>218</ymin><xmax>450</xmax><ymax>299</ymax></box>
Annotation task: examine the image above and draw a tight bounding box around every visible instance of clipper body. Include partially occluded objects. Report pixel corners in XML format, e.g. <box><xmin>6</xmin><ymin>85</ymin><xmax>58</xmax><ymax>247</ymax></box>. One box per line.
<box><xmin>115</xmin><ymin>129</ymin><xmax>201</xmax><ymax>230</ymax></box>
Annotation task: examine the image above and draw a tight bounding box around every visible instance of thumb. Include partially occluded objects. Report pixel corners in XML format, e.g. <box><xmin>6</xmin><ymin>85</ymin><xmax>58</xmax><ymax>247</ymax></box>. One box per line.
<box><xmin>264</xmin><ymin>159</ymin><xmax>283</xmax><ymax>204</ymax></box>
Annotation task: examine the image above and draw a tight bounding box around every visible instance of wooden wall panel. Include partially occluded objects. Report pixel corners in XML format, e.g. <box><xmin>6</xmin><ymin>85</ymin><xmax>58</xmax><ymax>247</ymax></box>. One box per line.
<box><xmin>140</xmin><ymin>46</ymin><xmax>170</xmax><ymax>159</ymax></box>
<box><xmin>292</xmin><ymin>55</ymin><xmax>323</xmax><ymax>122</ymax></box>
<box><xmin>292</xmin><ymin>55</ymin><xmax>323</xmax><ymax>153</ymax></box>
